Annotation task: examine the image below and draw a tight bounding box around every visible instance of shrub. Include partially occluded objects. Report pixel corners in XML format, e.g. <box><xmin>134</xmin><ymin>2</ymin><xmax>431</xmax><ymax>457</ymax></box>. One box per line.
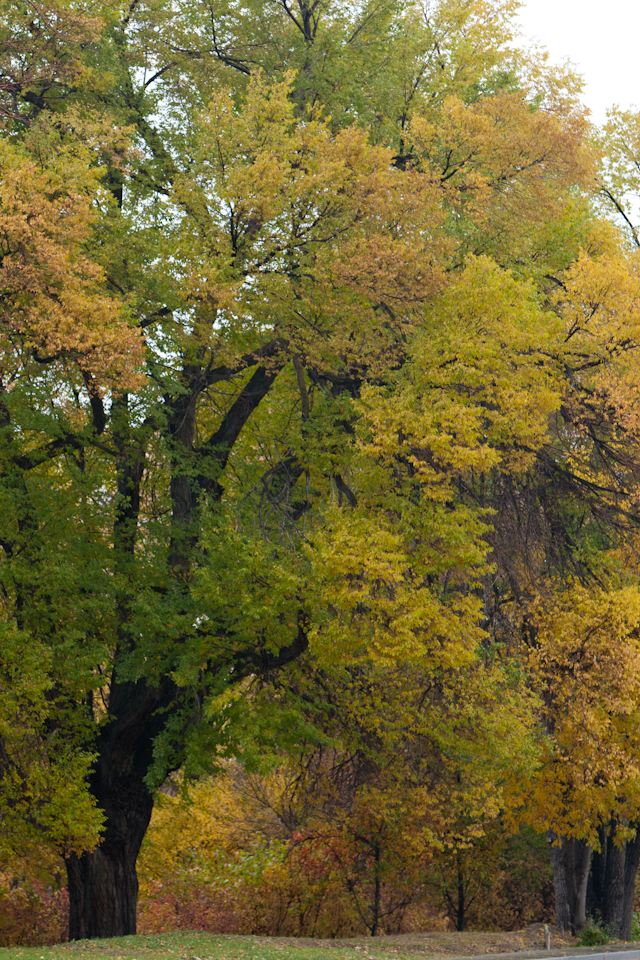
<box><xmin>0</xmin><ymin>881</ymin><xmax>68</xmax><ymax>947</ymax></box>
<box><xmin>579</xmin><ymin>923</ymin><xmax>610</xmax><ymax>946</ymax></box>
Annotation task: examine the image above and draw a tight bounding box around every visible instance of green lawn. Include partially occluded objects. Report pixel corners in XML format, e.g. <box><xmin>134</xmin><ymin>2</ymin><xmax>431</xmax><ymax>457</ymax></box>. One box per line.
<box><xmin>0</xmin><ymin>929</ymin><xmax>623</xmax><ymax>960</ymax></box>
<box><xmin>0</xmin><ymin>933</ymin><xmax>388</xmax><ymax>960</ymax></box>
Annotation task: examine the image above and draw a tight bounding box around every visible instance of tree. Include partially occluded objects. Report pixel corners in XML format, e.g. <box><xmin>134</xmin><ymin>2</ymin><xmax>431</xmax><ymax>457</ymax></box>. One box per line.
<box><xmin>0</xmin><ymin>0</ymin><xmax>598</xmax><ymax>938</ymax></box>
<box><xmin>597</xmin><ymin>106</ymin><xmax>640</xmax><ymax>249</ymax></box>
<box><xmin>475</xmin><ymin>228</ymin><xmax>640</xmax><ymax>934</ymax></box>
<box><xmin>505</xmin><ymin>585</ymin><xmax>640</xmax><ymax>935</ymax></box>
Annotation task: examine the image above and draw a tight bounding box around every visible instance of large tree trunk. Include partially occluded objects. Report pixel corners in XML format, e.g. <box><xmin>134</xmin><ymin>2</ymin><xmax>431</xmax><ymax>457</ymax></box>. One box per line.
<box><xmin>65</xmin><ymin>676</ymin><xmax>174</xmax><ymax>939</ymax></box>
<box><xmin>63</xmin><ymin>625</ymin><xmax>307</xmax><ymax>938</ymax></box>
<box><xmin>621</xmin><ymin>828</ymin><xmax>640</xmax><ymax>940</ymax></box>
<box><xmin>603</xmin><ymin>823</ymin><xmax>626</xmax><ymax>936</ymax></box>
<box><xmin>66</xmin><ymin>396</ymin><xmax>164</xmax><ymax>939</ymax></box>
<box><xmin>588</xmin><ymin>825</ymin><xmax>608</xmax><ymax>919</ymax></box>
<box><xmin>66</xmin><ymin>787</ymin><xmax>151</xmax><ymax>939</ymax></box>
<box><xmin>548</xmin><ymin>834</ymin><xmax>591</xmax><ymax>933</ymax></box>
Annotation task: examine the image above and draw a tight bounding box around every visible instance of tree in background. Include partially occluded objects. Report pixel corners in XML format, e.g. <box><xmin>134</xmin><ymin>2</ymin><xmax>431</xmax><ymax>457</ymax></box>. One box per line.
<box><xmin>506</xmin><ymin>585</ymin><xmax>640</xmax><ymax>936</ymax></box>
<box><xmin>137</xmin><ymin>711</ymin><xmax>551</xmax><ymax>939</ymax></box>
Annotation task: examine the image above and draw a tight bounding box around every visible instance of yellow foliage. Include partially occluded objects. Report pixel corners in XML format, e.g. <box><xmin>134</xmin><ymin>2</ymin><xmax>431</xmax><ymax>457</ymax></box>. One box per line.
<box><xmin>508</xmin><ymin>583</ymin><xmax>640</xmax><ymax>841</ymax></box>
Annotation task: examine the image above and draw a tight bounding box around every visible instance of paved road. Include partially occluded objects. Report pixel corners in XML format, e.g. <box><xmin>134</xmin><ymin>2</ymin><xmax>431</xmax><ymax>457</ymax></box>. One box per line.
<box><xmin>440</xmin><ymin>950</ymin><xmax>640</xmax><ymax>960</ymax></box>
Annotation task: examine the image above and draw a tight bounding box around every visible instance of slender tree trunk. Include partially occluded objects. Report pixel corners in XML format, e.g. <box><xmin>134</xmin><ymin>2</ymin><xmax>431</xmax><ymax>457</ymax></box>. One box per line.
<box><xmin>371</xmin><ymin>844</ymin><xmax>381</xmax><ymax>937</ymax></box>
<box><xmin>621</xmin><ymin>828</ymin><xmax>640</xmax><ymax>940</ymax></box>
<box><xmin>549</xmin><ymin>833</ymin><xmax>571</xmax><ymax>934</ymax></box>
<box><xmin>456</xmin><ymin>853</ymin><xmax>466</xmax><ymax>932</ymax></box>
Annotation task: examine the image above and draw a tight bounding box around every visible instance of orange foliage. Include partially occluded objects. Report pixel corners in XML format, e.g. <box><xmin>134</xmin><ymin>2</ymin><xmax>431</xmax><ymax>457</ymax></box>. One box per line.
<box><xmin>0</xmin><ymin>142</ymin><xmax>143</xmax><ymax>387</ymax></box>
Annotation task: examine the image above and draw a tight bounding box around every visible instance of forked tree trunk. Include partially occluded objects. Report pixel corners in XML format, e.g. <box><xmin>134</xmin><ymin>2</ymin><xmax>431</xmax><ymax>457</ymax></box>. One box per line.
<box><xmin>548</xmin><ymin>834</ymin><xmax>591</xmax><ymax>933</ymax></box>
<box><xmin>65</xmin><ymin>676</ymin><xmax>174</xmax><ymax>939</ymax></box>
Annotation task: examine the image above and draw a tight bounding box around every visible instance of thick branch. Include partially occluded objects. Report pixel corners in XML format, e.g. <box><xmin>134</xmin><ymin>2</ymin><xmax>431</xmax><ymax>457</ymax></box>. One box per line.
<box><xmin>233</xmin><ymin>612</ymin><xmax>309</xmax><ymax>679</ymax></box>
<box><xmin>198</xmin><ymin>361</ymin><xmax>285</xmax><ymax>498</ymax></box>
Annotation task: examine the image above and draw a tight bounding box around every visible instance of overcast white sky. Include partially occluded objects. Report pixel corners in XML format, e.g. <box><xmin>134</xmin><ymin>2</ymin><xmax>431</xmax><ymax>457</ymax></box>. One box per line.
<box><xmin>516</xmin><ymin>1</ymin><xmax>640</xmax><ymax>124</ymax></box>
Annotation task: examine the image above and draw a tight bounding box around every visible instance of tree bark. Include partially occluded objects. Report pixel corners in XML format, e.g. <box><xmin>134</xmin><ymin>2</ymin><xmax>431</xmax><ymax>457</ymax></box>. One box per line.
<box><xmin>456</xmin><ymin>853</ymin><xmax>466</xmax><ymax>932</ymax></box>
<box><xmin>548</xmin><ymin>833</ymin><xmax>571</xmax><ymax>934</ymax></box>
<box><xmin>66</xmin><ymin>791</ymin><xmax>150</xmax><ymax>939</ymax></box>
<box><xmin>573</xmin><ymin>840</ymin><xmax>592</xmax><ymax>932</ymax></box>
<box><xmin>548</xmin><ymin>835</ymin><xmax>591</xmax><ymax>934</ymax></box>
<box><xmin>65</xmin><ymin>676</ymin><xmax>175</xmax><ymax>939</ymax></box>
<box><xmin>564</xmin><ymin>838</ymin><xmax>577</xmax><ymax>921</ymax></box>
<box><xmin>621</xmin><ymin>827</ymin><xmax>640</xmax><ymax>940</ymax></box>
<box><xmin>603</xmin><ymin>823</ymin><xmax>626</xmax><ymax>937</ymax></box>
<box><xmin>589</xmin><ymin>825</ymin><xmax>608</xmax><ymax>919</ymax></box>
<box><xmin>371</xmin><ymin>843</ymin><xmax>381</xmax><ymax>937</ymax></box>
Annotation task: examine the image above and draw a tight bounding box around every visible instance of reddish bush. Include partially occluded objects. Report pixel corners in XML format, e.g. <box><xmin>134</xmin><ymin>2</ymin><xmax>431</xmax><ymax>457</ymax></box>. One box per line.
<box><xmin>137</xmin><ymin>880</ymin><xmax>242</xmax><ymax>934</ymax></box>
<box><xmin>0</xmin><ymin>883</ymin><xmax>69</xmax><ymax>947</ymax></box>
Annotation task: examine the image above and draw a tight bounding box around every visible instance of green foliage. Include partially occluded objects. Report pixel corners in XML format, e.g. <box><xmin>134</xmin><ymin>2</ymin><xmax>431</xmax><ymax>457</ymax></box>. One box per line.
<box><xmin>424</xmin><ymin>826</ymin><xmax>552</xmax><ymax>931</ymax></box>
<box><xmin>579</xmin><ymin>922</ymin><xmax>611</xmax><ymax>947</ymax></box>
<box><xmin>0</xmin><ymin>621</ymin><xmax>104</xmax><ymax>864</ymax></box>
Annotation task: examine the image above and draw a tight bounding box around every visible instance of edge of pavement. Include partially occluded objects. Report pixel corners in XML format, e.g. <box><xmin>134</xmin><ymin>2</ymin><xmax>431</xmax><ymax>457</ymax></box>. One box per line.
<box><xmin>412</xmin><ymin>949</ymin><xmax>640</xmax><ymax>960</ymax></box>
